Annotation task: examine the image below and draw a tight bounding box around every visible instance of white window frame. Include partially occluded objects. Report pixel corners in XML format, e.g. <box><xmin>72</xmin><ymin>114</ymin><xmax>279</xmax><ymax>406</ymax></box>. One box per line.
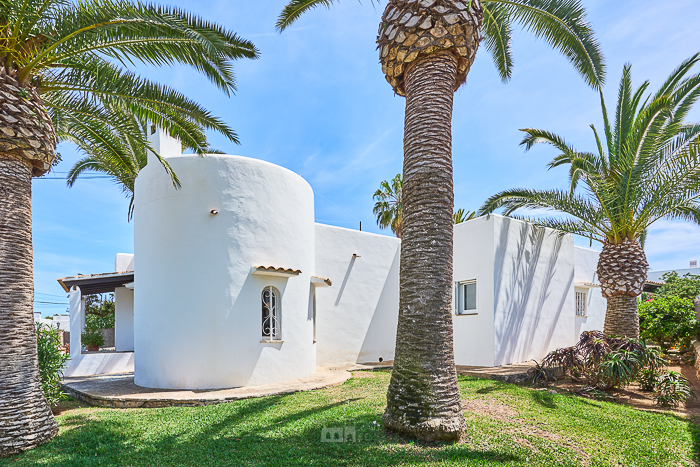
<box><xmin>262</xmin><ymin>285</ymin><xmax>282</xmax><ymax>341</ymax></box>
<box><xmin>455</xmin><ymin>279</ymin><xmax>478</xmax><ymax>315</ymax></box>
<box><xmin>575</xmin><ymin>289</ymin><xmax>587</xmax><ymax>317</ymax></box>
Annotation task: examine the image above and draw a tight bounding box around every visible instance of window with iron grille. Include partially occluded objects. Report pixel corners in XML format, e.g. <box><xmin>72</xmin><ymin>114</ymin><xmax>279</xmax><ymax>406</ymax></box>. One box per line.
<box><xmin>262</xmin><ymin>286</ymin><xmax>281</xmax><ymax>340</ymax></box>
<box><xmin>575</xmin><ymin>291</ymin><xmax>587</xmax><ymax>317</ymax></box>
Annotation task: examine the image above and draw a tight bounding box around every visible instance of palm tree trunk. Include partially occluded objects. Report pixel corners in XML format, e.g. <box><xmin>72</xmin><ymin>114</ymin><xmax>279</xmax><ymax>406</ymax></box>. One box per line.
<box><xmin>0</xmin><ymin>154</ymin><xmax>57</xmax><ymax>456</ymax></box>
<box><xmin>597</xmin><ymin>240</ymin><xmax>648</xmax><ymax>338</ymax></box>
<box><xmin>382</xmin><ymin>52</ymin><xmax>464</xmax><ymax>442</ymax></box>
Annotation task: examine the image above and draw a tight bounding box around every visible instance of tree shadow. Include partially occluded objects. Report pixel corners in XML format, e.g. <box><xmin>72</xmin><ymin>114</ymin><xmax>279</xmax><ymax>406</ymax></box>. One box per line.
<box><xmin>530</xmin><ymin>391</ymin><xmax>557</xmax><ymax>409</ymax></box>
<box><xmin>6</xmin><ymin>391</ymin><xmax>525</xmax><ymax>466</ymax></box>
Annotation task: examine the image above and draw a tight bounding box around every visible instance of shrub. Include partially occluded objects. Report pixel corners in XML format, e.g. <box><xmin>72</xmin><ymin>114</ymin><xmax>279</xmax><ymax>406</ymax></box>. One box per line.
<box><xmin>542</xmin><ymin>331</ymin><xmax>669</xmax><ymax>393</ymax></box>
<box><xmin>36</xmin><ymin>323</ymin><xmax>70</xmax><ymax>406</ymax></box>
<box><xmin>600</xmin><ymin>350</ymin><xmax>640</xmax><ymax>389</ymax></box>
<box><xmin>654</xmin><ymin>371</ymin><xmax>696</xmax><ymax>407</ymax></box>
<box><xmin>81</xmin><ymin>329</ymin><xmax>105</xmax><ymax>348</ymax></box>
<box><xmin>85</xmin><ymin>293</ymin><xmax>115</xmax><ymax>329</ymax></box>
<box><xmin>526</xmin><ymin>360</ymin><xmax>557</xmax><ymax>386</ymax></box>
<box><xmin>638</xmin><ymin>295</ymin><xmax>699</xmax><ymax>350</ymax></box>
<box><xmin>654</xmin><ymin>272</ymin><xmax>700</xmax><ymax>301</ymax></box>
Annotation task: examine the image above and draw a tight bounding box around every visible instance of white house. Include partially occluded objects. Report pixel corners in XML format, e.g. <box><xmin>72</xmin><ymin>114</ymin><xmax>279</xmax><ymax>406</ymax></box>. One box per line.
<box><xmin>57</xmin><ymin>129</ymin><xmax>607</xmax><ymax>389</ymax></box>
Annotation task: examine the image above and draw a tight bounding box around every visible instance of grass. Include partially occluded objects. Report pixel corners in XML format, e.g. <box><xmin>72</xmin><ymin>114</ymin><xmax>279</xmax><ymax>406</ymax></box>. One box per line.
<box><xmin>2</xmin><ymin>371</ymin><xmax>699</xmax><ymax>466</ymax></box>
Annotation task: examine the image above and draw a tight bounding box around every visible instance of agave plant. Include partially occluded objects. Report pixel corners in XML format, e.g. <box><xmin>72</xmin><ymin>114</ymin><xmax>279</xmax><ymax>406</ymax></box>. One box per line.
<box><xmin>0</xmin><ymin>0</ymin><xmax>257</xmax><ymax>455</ymax></box>
<box><xmin>480</xmin><ymin>56</ymin><xmax>700</xmax><ymax>338</ymax></box>
<box><xmin>655</xmin><ymin>371</ymin><xmax>696</xmax><ymax>407</ymax></box>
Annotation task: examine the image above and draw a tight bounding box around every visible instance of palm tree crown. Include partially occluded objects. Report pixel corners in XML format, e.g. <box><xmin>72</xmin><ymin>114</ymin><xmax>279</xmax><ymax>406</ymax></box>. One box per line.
<box><xmin>2</xmin><ymin>0</ymin><xmax>258</xmax><ymax>166</ymax></box>
<box><xmin>479</xmin><ymin>55</ymin><xmax>700</xmax><ymax>243</ymax></box>
<box><xmin>277</xmin><ymin>0</ymin><xmax>605</xmax><ymax>91</ymax></box>
<box><xmin>373</xmin><ymin>174</ymin><xmax>403</xmax><ymax>237</ymax></box>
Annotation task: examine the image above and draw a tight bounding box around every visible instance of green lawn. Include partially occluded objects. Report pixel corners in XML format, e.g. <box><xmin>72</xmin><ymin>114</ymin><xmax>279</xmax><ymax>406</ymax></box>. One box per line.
<box><xmin>2</xmin><ymin>371</ymin><xmax>698</xmax><ymax>466</ymax></box>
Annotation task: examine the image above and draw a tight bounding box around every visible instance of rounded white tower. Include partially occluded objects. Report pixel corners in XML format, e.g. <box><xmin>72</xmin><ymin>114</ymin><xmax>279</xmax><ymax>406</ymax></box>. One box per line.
<box><xmin>133</xmin><ymin>132</ymin><xmax>315</xmax><ymax>389</ymax></box>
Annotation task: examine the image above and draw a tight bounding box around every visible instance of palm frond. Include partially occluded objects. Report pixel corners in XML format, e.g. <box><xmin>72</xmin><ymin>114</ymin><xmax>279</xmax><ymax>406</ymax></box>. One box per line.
<box><xmin>482</xmin><ymin>2</ymin><xmax>514</xmax><ymax>82</ymax></box>
<box><xmin>277</xmin><ymin>0</ymin><xmax>338</xmax><ymax>32</ymax></box>
<box><xmin>486</xmin><ymin>0</ymin><xmax>605</xmax><ymax>89</ymax></box>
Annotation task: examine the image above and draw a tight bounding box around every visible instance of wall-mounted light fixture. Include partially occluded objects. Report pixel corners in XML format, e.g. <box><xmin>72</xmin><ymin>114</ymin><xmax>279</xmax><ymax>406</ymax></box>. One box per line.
<box><xmin>352</xmin><ymin>254</ymin><xmax>361</xmax><ymax>258</ymax></box>
<box><xmin>210</xmin><ymin>209</ymin><xmax>219</xmax><ymax>215</ymax></box>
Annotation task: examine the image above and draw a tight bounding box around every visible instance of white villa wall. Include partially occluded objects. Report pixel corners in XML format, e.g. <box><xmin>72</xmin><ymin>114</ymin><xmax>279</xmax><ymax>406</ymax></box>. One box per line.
<box><xmin>314</xmin><ymin>224</ymin><xmax>400</xmax><ymax>366</ymax></box>
<box><xmin>134</xmin><ymin>144</ymin><xmax>316</xmax><ymax>389</ymax></box>
<box><xmin>491</xmin><ymin>215</ymin><xmax>575</xmax><ymax>366</ymax></box>
<box><xmin>573</xmin><ymin>246</ymin><xmax>606</xmax><ymax>337</ymax></box>
<box><xmin>115</xmin><ymin>287</ymin><xmax>134</xmax><ymax>351</ymax></box>
<box><xmin>452</xmin><ymin>216</ymin><xmax>496</xmax><ymax>367</ymax></box>
<box><xmin>648</xmin><ymin>267</ymin><xmax>700</xmax><ymax>282</ymax></box>
<box><xmin>115</xmin><ymin>253</ymin><xmax>134</xmax><ymax>273</ymax></box>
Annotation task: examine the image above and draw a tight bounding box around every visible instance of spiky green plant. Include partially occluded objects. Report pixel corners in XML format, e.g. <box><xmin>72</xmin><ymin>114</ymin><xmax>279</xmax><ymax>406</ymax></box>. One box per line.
<box><xmin>480</xmin><ymin>56</ymin><xmax>700</xmax><ymax>338</ymax></box>
<box><xmin>453</xmin><ymin>208</ymin><xmax>477</xmax><ymax>224</ymax></box>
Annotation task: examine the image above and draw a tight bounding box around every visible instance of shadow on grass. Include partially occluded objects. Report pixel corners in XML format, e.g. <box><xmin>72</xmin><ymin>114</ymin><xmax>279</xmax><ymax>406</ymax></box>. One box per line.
<box><xmin>4</xmin><ymin>392</ymin><xmax>524</xmax><ymax>467</ymax></box>
<box><xmin>530</xmin><ymin>391</ymin><xmax>557</xmax><ymax>409</ymax></box>
<box><xmin>474</xmin><ymin>382</ymin><xmax>512</xmax><ymax>395</ymax></box>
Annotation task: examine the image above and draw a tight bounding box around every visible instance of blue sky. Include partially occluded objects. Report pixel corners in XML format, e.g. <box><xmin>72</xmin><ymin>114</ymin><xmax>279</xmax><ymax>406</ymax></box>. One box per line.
<box><xmin>33</xmin><ymin>0</ymin><xmax>700</xmax><ymax>314</ymax></box>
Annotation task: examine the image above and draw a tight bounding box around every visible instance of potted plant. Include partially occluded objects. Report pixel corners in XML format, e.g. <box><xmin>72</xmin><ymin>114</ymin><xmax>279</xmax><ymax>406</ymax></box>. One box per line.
<box><xmin>81</xmin><ymin>329</ymin><xmax>104</xmax><ymax>352</ymax></box>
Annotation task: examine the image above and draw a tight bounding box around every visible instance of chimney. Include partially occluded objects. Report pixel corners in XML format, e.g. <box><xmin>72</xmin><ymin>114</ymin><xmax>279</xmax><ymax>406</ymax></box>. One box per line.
<box><xmin>691</xmin><ymin>260</ymin><xmax>698</xmax><ymax>268</ymax></box>
<box><xmin>146</xmin><ymin>125</ymin><xmax>182</xmax><ymax>165</ymax></box>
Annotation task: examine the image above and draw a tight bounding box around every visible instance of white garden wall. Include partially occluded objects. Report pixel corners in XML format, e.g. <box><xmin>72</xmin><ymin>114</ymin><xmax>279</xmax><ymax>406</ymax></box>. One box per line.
<box><xmin>134</xmin><ymin>135</ymin><xmax>316</xmax><ymax>389</ymax></box>
<box><xmin>314</xmin><ymin>224</ymin><xmax>400</xmax><ymax>366</ymax></box>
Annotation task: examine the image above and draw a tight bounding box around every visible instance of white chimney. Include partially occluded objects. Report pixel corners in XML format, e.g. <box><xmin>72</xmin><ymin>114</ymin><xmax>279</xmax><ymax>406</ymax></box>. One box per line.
<box><xmin>691</xmin><ymin>260</ymin><xmax>698</xmax><ymax>268</ymax></box>
<box><xmin>146</xmin><ymin>125</ymin><xmax>182</xmax><ymax>164</ymax></box>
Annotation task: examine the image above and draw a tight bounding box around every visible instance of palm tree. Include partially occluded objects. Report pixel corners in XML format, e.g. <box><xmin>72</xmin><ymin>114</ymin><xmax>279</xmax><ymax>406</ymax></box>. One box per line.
<box><xmin>479</xmin><ymin>56</ymin><xmax>700</xmax><ymax>339</ymax></box>
<box><xmin>61</xmin><ymin>108</ymin><xmax>223</xmax><ymax>219</ymax></box>
<box><xmin>0</xmin><ymin>0</ymin><xmax>257</xmax><ymax>455</ymax></box>
<box><xmin>373</xmin><ymin>174</ymin><xmax>403</xmax><ymax>237</ymax></box>
<box><xmin>278</xmin><ymin>0</ymin><xmax>604</xmax><ymax>441</ymax></box>
<box><xmin>453</xmin><ymin>208</ymin><xmax>476</xmax><ymax>224</ymax></box>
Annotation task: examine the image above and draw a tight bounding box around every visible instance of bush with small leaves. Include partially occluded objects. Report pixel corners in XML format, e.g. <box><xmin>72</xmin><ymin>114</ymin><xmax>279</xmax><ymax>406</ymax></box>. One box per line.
<box><xmin>654</xmin><ymin>372</ymin><xmax>696</xmax><ymax>407</ymax></box>
<box><xmin>36</xmin><ymin>323</ymin><xmax>70</xmax><ymax>406</ymax></box>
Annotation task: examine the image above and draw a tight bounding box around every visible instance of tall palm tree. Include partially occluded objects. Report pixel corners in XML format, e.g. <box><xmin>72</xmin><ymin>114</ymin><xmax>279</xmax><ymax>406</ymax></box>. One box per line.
<box><xmin>452</xmin><ymin>208</ymin><xmax>476</xmax><ymax>224</ymax></box>
<box><xmin>0</xmin><ymin>0</ymin><xmax>257</xmax><ymax>455</ymax></box>
<box><xmin>373</xmin><ymin>173</ymin><xmax>403</xmax><ymax>237</ymax></box>
<box><xmin>479</xmin><ymin>56</ymin><xmax>700</xmax><ymax>339</ymax></box>
<box><xmin>278</xmin><ymin>0</ymin><xmax>604</xmax><ymax>441</ymax></box>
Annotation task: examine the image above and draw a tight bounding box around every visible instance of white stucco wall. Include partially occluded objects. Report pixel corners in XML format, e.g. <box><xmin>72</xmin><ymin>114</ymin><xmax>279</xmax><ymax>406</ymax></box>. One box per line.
<box><xmin>314</xmin><ymin>224</ymin><xmax>400</xmax><ymax>366</ymax></box>
<box><xmin>134</xmin><ymin>147</ymin><xmax>316</xmax><ymax>389</ymax></box>
<box><xmin>648</xmin><ymin>267</ymin><xmax>700</xmax><ymax>282</ymax></box>
<box><xmin>491</xmin><ymin>215</ymin><xmax>575</xmax><ymax>366</ymax></box>
<box><xmin>573</xmin><ymin>246</ymin><xmax>606</xmax><ymax>337</ymax></box>
<box><xmin>452</xmin><ymin>216</ymin><xmax>496</xmax><ymax>367</ymax></box>
<box><xmin>115</xmin><ymin>287</ymin><xmax>134</xmax><ymax>351</ymax></box>
<box><xmin>115</xmin><ymin>253</ymin><xmax>134</xmax><ymax>273</ymax></box>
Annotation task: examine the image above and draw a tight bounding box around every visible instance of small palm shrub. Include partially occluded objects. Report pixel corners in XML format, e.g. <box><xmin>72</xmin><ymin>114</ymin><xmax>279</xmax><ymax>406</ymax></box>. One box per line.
<box><xmin>655</xmin><ymin>372</ymin><xmax>696</xmax><ymax>407</ymax></box>
<box><xmin>36</xmin><ymin>324</ymin><xmax>70</xmax><ymax>406</ymax></box>
<box><xmin>541</xmin><ymin>331</ymin><xmax>674</xmax><ymax>392</ymax></box>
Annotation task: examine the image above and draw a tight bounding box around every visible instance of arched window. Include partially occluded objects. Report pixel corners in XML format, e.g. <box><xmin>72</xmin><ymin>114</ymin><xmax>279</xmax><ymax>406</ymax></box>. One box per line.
<box><xmin>262</xmin><ymin>286</ymin><xmax>281</xmax><ymax>340</ymax></box>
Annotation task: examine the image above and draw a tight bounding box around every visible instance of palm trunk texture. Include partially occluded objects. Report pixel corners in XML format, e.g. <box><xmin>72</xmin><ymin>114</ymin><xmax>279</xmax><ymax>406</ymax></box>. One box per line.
<box><xmin>0</xmin><ymin>154</ymin><xmax>57</xmax><ymax>456</ymax></box>
<box><xmin>597</xmin><ymin>240</ymin><xmax>648</xmax><ymax>338</ymax></box>
<box><xmin>0</xmin><ymin>74</ymin><xmax>58</xmax><ymax>455</ymax></box>
<box><xmin>382</xmin><ymin>53</ymin><xmax>465</xmax><ymax>441</ymax></box>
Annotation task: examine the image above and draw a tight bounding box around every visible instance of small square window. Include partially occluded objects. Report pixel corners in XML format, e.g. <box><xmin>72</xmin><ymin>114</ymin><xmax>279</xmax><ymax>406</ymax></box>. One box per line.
<box><xmin>456</xmin><ymin>279</ymin><xmax>477</xmax><ymax>315</ymax></box>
